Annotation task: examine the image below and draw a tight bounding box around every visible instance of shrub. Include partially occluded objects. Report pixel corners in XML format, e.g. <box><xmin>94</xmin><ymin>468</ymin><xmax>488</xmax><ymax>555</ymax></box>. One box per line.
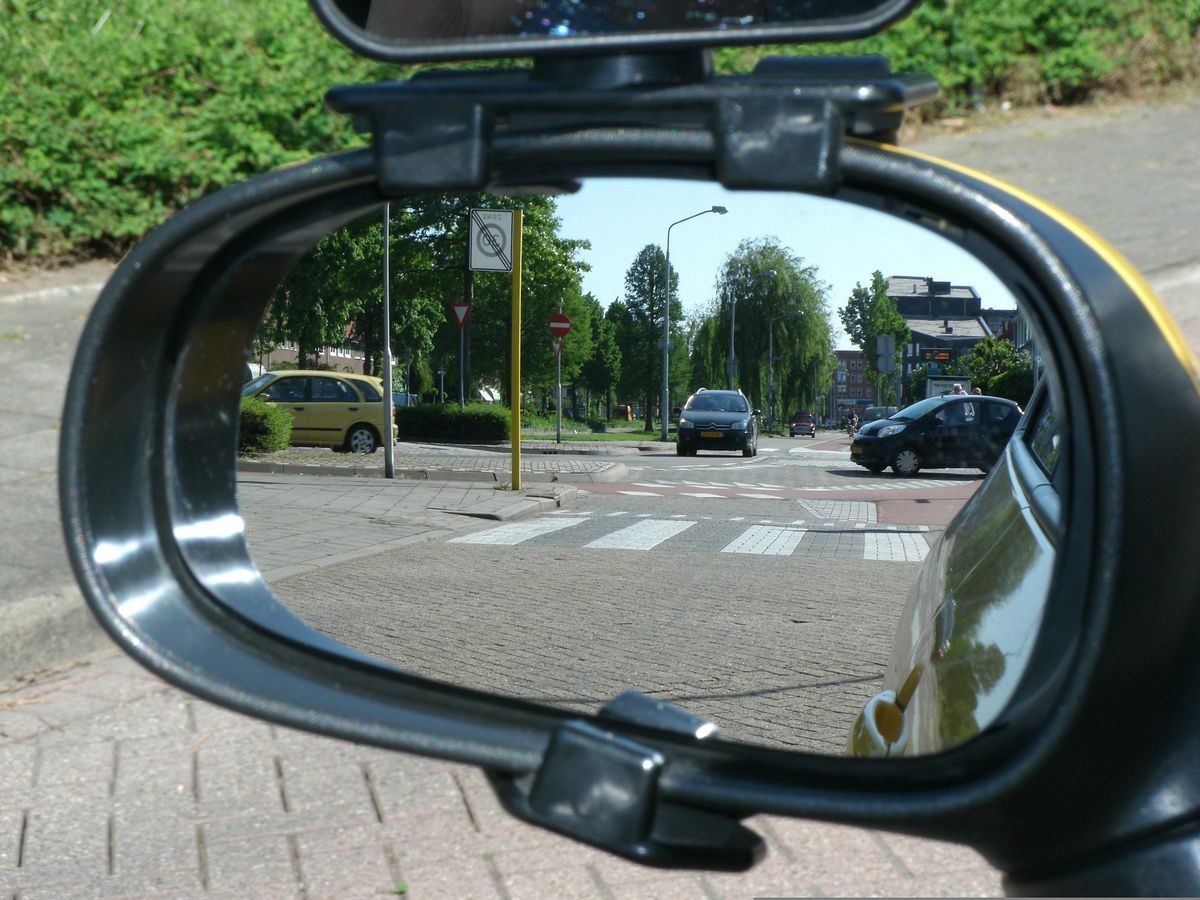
<box><xmin>586</xmin><ymin>417</ymin><xmax>607</xmax><ymax>433</ymax></box>
<box><xmin>395</xmin><ymin>403</ymin><xmax>510</xmax><ymax>442</ymax></box>
<box><xmin>238</xmin><ymin>397</ymin><xmax>292</xmax><ymax>453</ymax></box>
<box><xmin>987</xmin><ymin>367</ymin><xmax>1036</xmax><ymax>407</ymax></box>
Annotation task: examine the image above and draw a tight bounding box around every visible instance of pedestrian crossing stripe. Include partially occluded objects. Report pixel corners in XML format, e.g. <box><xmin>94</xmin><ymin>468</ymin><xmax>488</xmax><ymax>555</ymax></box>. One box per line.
<box><xmin>584</xmin><ymin>519</ymin><xmax>695</xmax><ymax>550</ymax></box>
<box><xmin>449</xmin><ymin>517</ymin><xmax>931</xmax><ymax>561</ymax></box>
<box><xmin>721</xmin><ymin>526</ymin><xmax>807</xmax><ymax>555</ymax></box>
<box><xmin>448</xmin><ymin>516</ymin><xmax>587</xmax><ymax>545</ymax></box>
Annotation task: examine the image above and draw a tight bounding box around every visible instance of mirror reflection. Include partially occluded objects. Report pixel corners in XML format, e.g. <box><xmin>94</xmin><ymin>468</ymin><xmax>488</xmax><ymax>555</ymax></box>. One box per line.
<box><xmin>331</xmin><ymin>0</ymin><xmax>901</xmax><ymax>41</ymax></box>
<box><xmin>235</xmin><ymin>180</ymin><xmax>1059</xmax><ymax>757</ymax></box>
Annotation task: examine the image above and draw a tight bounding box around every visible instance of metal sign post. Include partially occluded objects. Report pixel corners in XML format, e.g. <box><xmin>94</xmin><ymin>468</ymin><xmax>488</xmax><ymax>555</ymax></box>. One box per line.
<box><xmin>451</xmin><ymin>301</ymin><xmax>471</xmax><ymax>409</ymax></box>
<box><xmin>553</xmin><ymin>337</ymin><xmax>563</xmax><ymax>444</ymax></box>
<box><xmin>549</xmin><ymin>314</ymin><xmax>571</xmax><ymax>445</ymax></box>
<box><xmin>382</xmin><ymin>204</ymin><xmax>394</xmax><ymax>479</ymax></box>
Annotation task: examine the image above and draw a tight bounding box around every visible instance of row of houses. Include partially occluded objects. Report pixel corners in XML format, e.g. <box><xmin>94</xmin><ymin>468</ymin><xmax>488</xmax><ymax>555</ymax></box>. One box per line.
<box><xmin>830</xmin><ymin>274</ymin><xmax>1040</xmax><ymax>414</ymax></box>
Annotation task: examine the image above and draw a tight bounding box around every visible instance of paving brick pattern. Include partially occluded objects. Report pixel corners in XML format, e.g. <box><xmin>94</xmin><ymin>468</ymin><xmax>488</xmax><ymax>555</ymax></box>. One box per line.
<box><xmin>0</xmin><ymin>652</ymin><xmax>1003</xmax><ymax>899</ymax></box>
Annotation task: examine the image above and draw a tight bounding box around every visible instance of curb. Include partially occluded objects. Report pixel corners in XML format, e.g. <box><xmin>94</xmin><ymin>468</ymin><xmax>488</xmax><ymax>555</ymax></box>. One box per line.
<box><xmin>236</xmin><ymin>460</ymin><xmax>629</xmax><ymax>484</ymax></box>
<box><xmin>0</xmin><ymin>586</ymin><xmax>113</xmax><ymax>683</ymax></box>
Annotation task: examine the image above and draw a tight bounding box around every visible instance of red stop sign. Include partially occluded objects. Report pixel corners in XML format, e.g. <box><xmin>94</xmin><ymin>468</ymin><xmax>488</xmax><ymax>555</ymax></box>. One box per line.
<box><xmin>549</xmin><ymin>313</ymin><xmax>571</xmax><ymax>336</ymax></box>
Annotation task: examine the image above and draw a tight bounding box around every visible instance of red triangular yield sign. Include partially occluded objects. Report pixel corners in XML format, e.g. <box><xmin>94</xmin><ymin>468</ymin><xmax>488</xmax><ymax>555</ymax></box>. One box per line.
<box><xmin>451</xmin><ymin>302</ymin><xmax>472</xmax><ymax>329</ymax></box>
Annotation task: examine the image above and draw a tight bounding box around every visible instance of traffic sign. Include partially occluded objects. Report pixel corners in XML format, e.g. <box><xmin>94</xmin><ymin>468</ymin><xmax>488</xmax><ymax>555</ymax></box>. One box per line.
<box><xmin>468</xmin><ymin>208</ymin><xmax>514</xmax><ymax>272</ymax></box>
<box><xmin>451</xmin><ymin>302</ymin><xmax>472</xmax><ymax>329</ymax></box>
<box><xmin>549</xmin><ymin>313</ymin><xmax>571</xmax><ymax>336</ymax></box>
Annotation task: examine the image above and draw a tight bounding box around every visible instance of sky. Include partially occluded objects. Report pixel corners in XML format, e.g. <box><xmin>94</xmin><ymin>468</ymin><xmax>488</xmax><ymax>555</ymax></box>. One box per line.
<box><xmin>549</xmin><ymin>178</ymin><xmax>1017</xmax><ymax>350</ymax></box>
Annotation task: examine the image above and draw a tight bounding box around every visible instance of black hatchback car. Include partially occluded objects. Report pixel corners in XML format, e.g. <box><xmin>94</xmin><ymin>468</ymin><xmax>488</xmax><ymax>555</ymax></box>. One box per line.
<box><xmin>850</xmin><ymin>394</ymin><xmax>1022</xmax><ymax>475</ymax></box>
<box><xmin>676</xmin><ymin>389</ymin><xmax>759</xmax><ymax>457</ymax></box>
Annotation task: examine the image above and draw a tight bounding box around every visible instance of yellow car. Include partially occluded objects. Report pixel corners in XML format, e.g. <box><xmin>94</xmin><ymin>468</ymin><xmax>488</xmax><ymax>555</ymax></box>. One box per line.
<box><xmin>242</xmin><ymin>370</ymin><xmax>390</xmax><ymax>453</ymax></box>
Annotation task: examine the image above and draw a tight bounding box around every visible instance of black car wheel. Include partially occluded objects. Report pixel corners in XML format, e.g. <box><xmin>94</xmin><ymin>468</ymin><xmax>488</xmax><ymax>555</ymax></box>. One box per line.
<box><xmin>676</xmin><ymin>443</ymin><xmax>686</xmax><ymax>456</ymax></box>
<box><xmin>892</xmin><ymin>447</ymin><xmax>921</xmax><ymax>476</ymax></box>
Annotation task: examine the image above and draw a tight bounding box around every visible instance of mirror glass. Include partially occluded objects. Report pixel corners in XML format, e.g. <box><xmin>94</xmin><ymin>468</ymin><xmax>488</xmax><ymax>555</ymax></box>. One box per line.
<box><xmin>325</xmin><ymin>0</ymin><xmax>908</xmax><ymax>44</ymax></box>
<box><xmin>237</xmin><ymin>179</ymin><xmax>1059</xmax><ymax>757</ymax></box>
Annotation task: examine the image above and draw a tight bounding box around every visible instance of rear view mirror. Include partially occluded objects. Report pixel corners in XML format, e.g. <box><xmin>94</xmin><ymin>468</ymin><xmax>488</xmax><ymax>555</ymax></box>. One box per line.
<box><xmin>57</xmin><ymin>15</ymin><xmax>1200</xmax><ymax>896</ymax></box>
<box><xmin>311</xmin><ymin>0</ymin><xmax>920</xmax><ymax>62</ymax></box>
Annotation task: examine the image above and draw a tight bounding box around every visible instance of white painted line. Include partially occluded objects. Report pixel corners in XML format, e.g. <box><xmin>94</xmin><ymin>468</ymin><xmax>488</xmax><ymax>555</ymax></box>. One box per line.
<box><xmin>585</xmin><ymin>519</ymin><xmax>696</xmax><ymax>550</ymax></box>
<box><xmin>863</xmin><ymin>533</ymin><xmax>930</xmax><ymax>562</ymax></box>
<box><xmin>730</xmin><ymin>517</ymin><xmax>746</xmax><ymax>521</ymax></box>
<box><xmin>739</xmin><ymin>493</ymin><xmax>786</xmax><ymax>501</ymax></box>
<box><xmin>680</xmin><ymin>492</ymin><xmax>726</xmax><ymax>498</ymax></box>
<box><xmin>632</xmin><ymin>482</ymin><xmax>662</xmax><ymax>488</ymax></box>
<box><xmin>606</xmin><ymin>511</ymin><xmax>629</xmax><ymax>517</ymax></box>
<box><xmin>618</xmin><ymin>491</ymin><xmax>662</xmax><ymax>497</ymax></box>
<box><xmin>721</xmin><ymin>526</ymin><xmax>807</xmax><ymax>556</ymax></box>
<box><xmin>449</xmin><ymin>517</ymin><xmax>589</xmax><ymax>545</ymax></box>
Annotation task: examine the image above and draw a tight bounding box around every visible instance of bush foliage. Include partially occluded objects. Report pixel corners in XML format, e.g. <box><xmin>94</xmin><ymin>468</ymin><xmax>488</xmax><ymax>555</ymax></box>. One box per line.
<box><xmin>4</xmin><ymin>0</ymin><xmax>1197</xmax><ymax>264</ymax></box>
<box><xmin>394</xmin><ymin>404</ymin><xmax>511</xmax><ymax>442</ymax></box>
<box><xmin>238</xmin><ymin>396</ymin><xmax>292</xmax><ymax>453</ymax></box>
<box><xmin>1</xmin><ymin>0</ymin><xmax>398</xmax><ymax>262</ymax></box>
<box><xmin>737</xmin><ymin>0</ymin><xmax>1200</xmax><ymax>113</ymax></box>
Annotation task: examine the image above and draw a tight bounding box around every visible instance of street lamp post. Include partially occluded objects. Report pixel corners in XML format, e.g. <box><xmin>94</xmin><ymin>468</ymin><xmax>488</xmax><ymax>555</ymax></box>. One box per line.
<box><xmin>727</xmin><ymin>267</ymin><xmax>775</xmax><ymax>390</ymax></box>
<box><xmin>662</xmin><ymin>205</ymin><xmax>727</xmax><ymax>440</ymax></box>
<box><xmin>767</xmin><ymin>310</ymin><xmax>804</xmax><ymax>428</ymax></box>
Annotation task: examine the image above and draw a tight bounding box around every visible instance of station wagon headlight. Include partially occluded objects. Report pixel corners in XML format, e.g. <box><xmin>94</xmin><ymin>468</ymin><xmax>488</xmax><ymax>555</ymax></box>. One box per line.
<box><xmin>879</xmin><ymin>424</ymin><xmax>906</xmax><ymax>437</ymax></box>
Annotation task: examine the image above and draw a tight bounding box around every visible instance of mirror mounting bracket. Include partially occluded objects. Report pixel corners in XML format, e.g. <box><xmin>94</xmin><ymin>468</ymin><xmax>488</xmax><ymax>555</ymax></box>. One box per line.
<box><xmin>487</xmin><ymin>694</ymin><xmax>765</xmax><ymax>870</ymax></box>
<box><xmin>326</xmin><ymin>55</ymin><xmax>936</xmax><ymax>194</ymax></box>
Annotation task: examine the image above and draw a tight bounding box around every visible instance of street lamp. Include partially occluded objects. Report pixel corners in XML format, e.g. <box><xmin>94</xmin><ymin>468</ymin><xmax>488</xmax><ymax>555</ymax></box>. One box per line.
<box><xmin>727</xmin><ymin>267</ymin><xmax>775</xmax><ymax>390</ymax></box>
<box><xmin>767</xmin><ymin>310</ymin><xmax>804</xmax><ymax>428</ymax></box>
<box><xmin>662</xmin><ymin>205</ymin><xmax>727</xmax><ymax>440</ymax></box>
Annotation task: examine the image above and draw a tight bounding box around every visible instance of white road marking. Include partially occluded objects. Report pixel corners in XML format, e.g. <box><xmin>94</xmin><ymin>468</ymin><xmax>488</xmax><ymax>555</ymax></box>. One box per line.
<box><xmin>738</xmin><ymin>493</ymin><xmax>787</xmax><ymax>500</ymax></box>
<box><xmin>722</xmin><ymin>526</ymin><xmax>808</xmax><ymax>556</ymax></box>
<box><xmin>585</xmin><ymin>519</ymin><xmax>696</xmax><ymax>550</ymax></box>
<box><xmin>863</xmin><ymin>533</ymin><xmax>930</xmax><ymax>561</ymax></box>
<box><xmin>618</xmin><ymin>490</ymin><xmax>662</xmax><ymax>497</ymax></box>
<box><xmin>680</xmin><ymin>492</ymin><xmax>726</xmax><ymax>498</ymax></box>
<box><xmin>449</xmin><ymin>517</ymin><xmax>589</xmax><ymax>545</ymax></box>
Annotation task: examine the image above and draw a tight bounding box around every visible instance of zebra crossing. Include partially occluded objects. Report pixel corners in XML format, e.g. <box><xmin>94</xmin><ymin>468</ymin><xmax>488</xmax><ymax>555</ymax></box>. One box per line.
<box><xmin>612</xmin><ymin>476</ymin><xmax>965</xmax><ymax>499</ymax></box>
<box><xmin>447</xmin><ymin>503</ymin><xmax>933</xmax><ymax>561</ymax></box>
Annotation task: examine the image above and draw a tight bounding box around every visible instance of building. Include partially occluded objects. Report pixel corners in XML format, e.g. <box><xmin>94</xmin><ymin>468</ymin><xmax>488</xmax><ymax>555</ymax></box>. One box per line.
<box><xmin>829</xmin><ymin>349</ymin><xmax>875</xmax><ymax>421</ymax></box>
<box><xmin>257</xmin><ymin>337</ymin><xmax>369</xmax><ymax>374</ymax></box>
<box><xmin>887</xmin><ymin>275</ymin><xmax>993</xmax><ymax>402</ymax></box>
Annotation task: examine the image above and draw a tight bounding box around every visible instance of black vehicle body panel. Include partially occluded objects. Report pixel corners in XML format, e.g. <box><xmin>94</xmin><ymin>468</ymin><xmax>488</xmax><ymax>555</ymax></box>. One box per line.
<box><xmin>851</xmin><ymin>395</ymin><xmax>1020</xmax><ymax>472</ymax></box>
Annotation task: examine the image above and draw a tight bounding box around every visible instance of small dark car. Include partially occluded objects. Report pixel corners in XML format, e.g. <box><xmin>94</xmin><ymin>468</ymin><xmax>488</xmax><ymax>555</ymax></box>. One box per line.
<box><xmin>676</xmin><ymin>389</ymin><xmax>759</xmax><ymax>457</ymax></box>
<box><xmin>850</xmin><ymin>394</ymin><xmax>1021</xmax><ymax>475</ymax></box>
<box><xmin>789</xmin><ymin>411</ymin><xmax>817</xmax><ymax>437</ymax></box>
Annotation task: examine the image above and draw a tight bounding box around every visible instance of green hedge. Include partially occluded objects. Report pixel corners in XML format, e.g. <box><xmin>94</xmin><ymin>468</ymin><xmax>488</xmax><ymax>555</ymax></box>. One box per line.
<box><xmin>238</xmin><ymin>396</ymin><xmax>292</xmax><ymax>453</ymax></box>
<box><xmin>0</xmin><ymin>0</ymin><xmax>398</xmax><ymax>262</ymax></box>
<box><xmin>722</xmin><ymin>0</ymin><xmax>1199</xmax><ymax>115</ymax></box>
<box><xmin>395</xmin><ymin>404</ymin><xmax>511</xmax><ymax>442</ymax></box>
<box><xmin>4</xmin><ymin>0</ymin><xmax>1197</xmax><ymax>264</ymax></box>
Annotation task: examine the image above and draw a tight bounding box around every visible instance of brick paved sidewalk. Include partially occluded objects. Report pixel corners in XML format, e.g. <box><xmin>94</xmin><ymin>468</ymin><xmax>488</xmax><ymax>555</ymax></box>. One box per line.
<box><xmin>0</xmin><ymin>650</ymin><xmax>1003</xmax><ymax>899</ymax></box>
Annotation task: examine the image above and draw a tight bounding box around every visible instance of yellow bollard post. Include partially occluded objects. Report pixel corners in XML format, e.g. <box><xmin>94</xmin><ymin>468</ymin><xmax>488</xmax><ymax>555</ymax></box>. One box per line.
<box><xmin>510</xmin><ymin>210</ymin><xmax>523</xmax><ymax>491</ymax></box>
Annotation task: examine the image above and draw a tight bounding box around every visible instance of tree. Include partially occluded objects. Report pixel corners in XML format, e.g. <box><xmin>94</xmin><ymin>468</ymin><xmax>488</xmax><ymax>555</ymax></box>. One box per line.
<box><xmin>709</xmin><ymin>237</ymin><xmax>835</xmax><ymax>418</ymax></box>
<box><xmin>961</xmin><ymin>336</ymin><xmax>1034</xmax><ymax>404</ymax></box>
<box><xmin>839</xmin><ymin>271</ymin><xmax>911</xmax><ymax>404</ymax></box>
<box><xmin>579</xmin><ymin>294</ymin><xmax>622</xmax><ymax>417</ymax></box>
<box><xmin>615</xmin><ymin>245</ymin><xmax>679</xmax><ymax>432</ymax></box>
